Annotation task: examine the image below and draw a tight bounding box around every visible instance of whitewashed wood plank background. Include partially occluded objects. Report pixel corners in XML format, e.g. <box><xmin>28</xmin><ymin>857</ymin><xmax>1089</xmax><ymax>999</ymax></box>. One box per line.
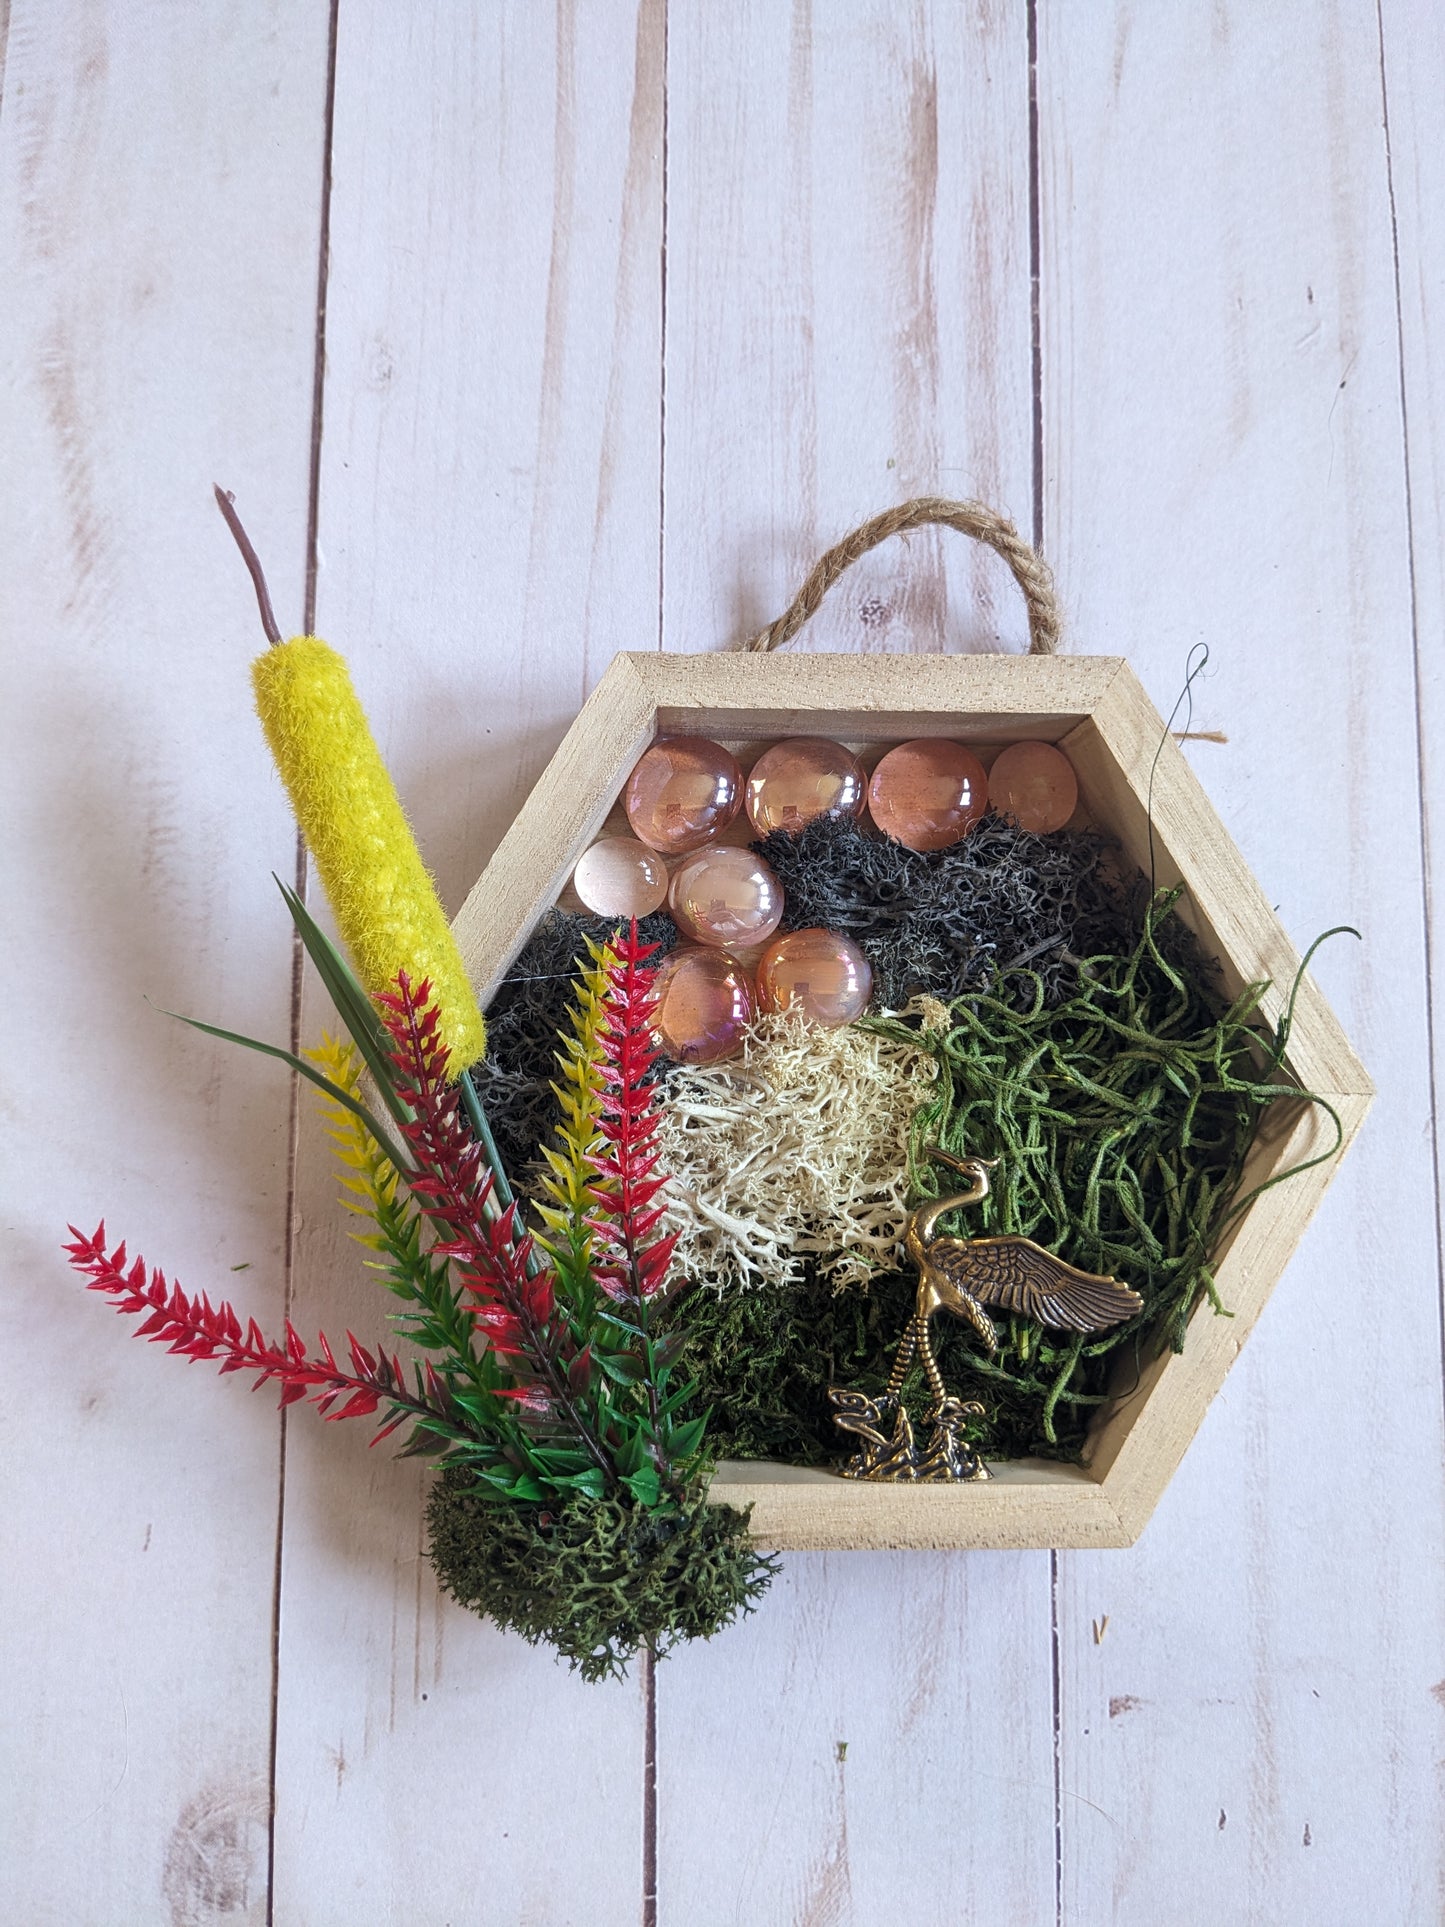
<box><xmin>3</xmin><ymin>5</ymin><xmax>1441</xmax><ymax>1924</ymax></box>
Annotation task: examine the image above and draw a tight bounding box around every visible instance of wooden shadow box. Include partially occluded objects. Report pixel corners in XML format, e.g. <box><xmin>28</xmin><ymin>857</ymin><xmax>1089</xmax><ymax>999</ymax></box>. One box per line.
<box><xmin>452</xmin><ymin>652</ymin><xmax>1371</xmax><ymax>1552</ymax></box>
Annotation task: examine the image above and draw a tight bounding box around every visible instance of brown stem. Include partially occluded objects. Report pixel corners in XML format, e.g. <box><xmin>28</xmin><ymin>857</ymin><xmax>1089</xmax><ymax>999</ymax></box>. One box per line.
<box><xmin>213</xmin><ymin>484</ymin><xmax>284</xmax><ymax>646</ymax></box>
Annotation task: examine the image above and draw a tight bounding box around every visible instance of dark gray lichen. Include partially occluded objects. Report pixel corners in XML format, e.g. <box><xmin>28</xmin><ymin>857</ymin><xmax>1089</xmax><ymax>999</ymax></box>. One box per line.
<box><xmin>752</xmin><ymin>811</ymin><xmax>1137</xmax><ymax>1009</ymax></box>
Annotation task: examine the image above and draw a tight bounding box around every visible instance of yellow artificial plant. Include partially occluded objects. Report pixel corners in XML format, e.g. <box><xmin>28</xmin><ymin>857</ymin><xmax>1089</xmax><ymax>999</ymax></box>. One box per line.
<box><xmin>253</xmin><ymin>636</ymin><xmax>486</xmax><ymax>1075</ymax></box>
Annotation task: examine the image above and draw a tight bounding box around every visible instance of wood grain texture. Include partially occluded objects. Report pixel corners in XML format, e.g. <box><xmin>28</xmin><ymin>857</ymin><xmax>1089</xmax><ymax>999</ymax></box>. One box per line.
<box><xmin>1039</xmin><ymin>4</ymin><xmax>1445</xmax><ymax>1919</ymax></box>
<box><xmin>0</xmin><ymin>4</ymin><xmax>330</xmax><ymax>1920</ymax></box>
<box><xmin>663</xmin><ymin>0</ymin><xmax>1036</xmax><ymax>662</ymax></box>
<box><xmin>1380</xmin><ymin>0</ymin><xmax>1445</xmax><ymax>1439</ymax></box>
<box><xmin>654</xmin><ymin>8</ymin><xmax>1059</xmax><ymax>1919</ymax></box>
<box><xmin>268</xmin><ymin>8</ymin><xmax>663</xmax><ymax>1922</ymax></box>
<box><xmin>656</xmin><ymin>1549</ymin><xmax>1057</xmax><ymax>1926</ymax></box>
<box><xmin>456</xmin><ymin>646</ymin><xmax>1369</xmax><ymax>1554</ymax></box>
<box><xmin>9</xmin><ymin>3</ymin><xmax>1444</xmax><ymax>1921</ymax></box>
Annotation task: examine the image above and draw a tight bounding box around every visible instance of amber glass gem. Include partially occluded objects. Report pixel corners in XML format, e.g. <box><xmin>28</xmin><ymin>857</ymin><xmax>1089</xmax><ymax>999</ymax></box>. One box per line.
<box><xmin>651</xmin><ymin>947</ymin><xmax>755</xmax><ymax>1064</ymax></box>
<box><xmin>756</xmin><ymin>928</ymin><xmax>873</xmax><ymax>1026</ymax></box>
<box><xmin>744</xmin><ymin>736</ymin><xmax>867</xmax><ymax>835</ymax></box>
<box><xmin>987</xmin><ymin>741</ymin><xmax>1079</xmax><ymax>833</ymax></box>
<box><xmin>668</xmin><ymin>846</ymin><xmax>784</xmax><ymax>948</ymax></box>
<box><xmin>572</xmin><ymin>837</ymin><xmax>669</xmax><ymax>918</ymax></box>
<box><xmin>866</xmin><ymin>738</ymin><xmax>988</xmax><ymax>850</ymax></box>
<box><xmin>624</xmin><ymin>736</ymin><xmax>742</xmax><ymax>853</ymax></box>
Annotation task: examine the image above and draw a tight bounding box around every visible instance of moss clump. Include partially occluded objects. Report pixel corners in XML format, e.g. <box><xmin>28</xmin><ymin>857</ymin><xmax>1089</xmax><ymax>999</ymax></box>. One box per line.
<box><xmin>753</xmin><ymin>811</ymin><xmax>1135</xmax><ymax>1010</ymax></box>
<box><xmin>427</xmin><ymin>1469</ymin><xmax>776</xmax><ymax>1682</ymax></box>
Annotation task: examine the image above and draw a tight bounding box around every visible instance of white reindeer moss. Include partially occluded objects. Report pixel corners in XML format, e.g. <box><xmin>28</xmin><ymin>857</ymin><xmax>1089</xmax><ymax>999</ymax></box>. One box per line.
<box><xmin>656</xmin><ymin>1012</ymin><xmax>938</xmax><ymax>1292</ymax></box>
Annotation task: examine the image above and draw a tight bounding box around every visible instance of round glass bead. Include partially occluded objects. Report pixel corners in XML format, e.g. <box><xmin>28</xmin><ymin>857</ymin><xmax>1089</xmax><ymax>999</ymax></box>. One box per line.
<box><xmin>572</xmin><ymin>837</ymin><xmax>669</xmax><ymax>919</ymax></box>
<box><xmin>987</xmin><ymin>740</ymin><xmax>1079</xmax><ymax>833</ymax></box>
<box><xmin>744</xmin><ymin>736</ymin><xmax>867</xmax><ymax>835</ymax></box>
<box><xmin>624</xmin><ymin>736</ymin><xmax>742</xmax><ymax>854</ymax></box>
<box><xmin>668</xmin><ymin>846</ymin><xmax>784</xmax><ymax>949</ymax></box>
<box><xmin>866</xmin><ymin>738</ymin><xmax>988</xmax><ymax>851</ymax></box>
<box><xmin>651</xmin><ymin>947</ymin><xmax>754</xmax><ymax>1064</ymax></box>
<box><xmin>756</xmin><ymin>928</ymin><xmax>873</xmax><ymax>1027</ymax></box>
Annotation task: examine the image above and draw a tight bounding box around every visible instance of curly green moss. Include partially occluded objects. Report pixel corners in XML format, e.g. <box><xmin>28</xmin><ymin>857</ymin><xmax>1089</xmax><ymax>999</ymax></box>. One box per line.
<box><xmin>426</xmin><ymin>1470</ymin><xmax>776</xmax><ymax>1682</ymax></box>
<box><xmin>672</xmin><ymin>896</ymin><xmax>1341</xmax><ymax>1465</ymax></box>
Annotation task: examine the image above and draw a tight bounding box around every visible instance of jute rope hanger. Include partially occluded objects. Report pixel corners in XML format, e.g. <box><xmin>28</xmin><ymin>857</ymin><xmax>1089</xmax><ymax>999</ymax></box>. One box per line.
<box><xmin>737</xmin><ymin>496</ymin><xmax>1061</xmax><ymax>657</ymax></box>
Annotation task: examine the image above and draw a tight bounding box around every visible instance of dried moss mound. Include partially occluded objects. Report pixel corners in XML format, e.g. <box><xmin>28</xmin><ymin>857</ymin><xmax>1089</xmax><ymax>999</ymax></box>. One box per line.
<box><xmin>427</xmin><ymin>1470</ymin><xmax>776</xmax><ymax>1682</ymax></box>
<box><xmin>668</xmin><ymin>1265</ymin><xmax>989</xmax><ymax>1463</ymax></box>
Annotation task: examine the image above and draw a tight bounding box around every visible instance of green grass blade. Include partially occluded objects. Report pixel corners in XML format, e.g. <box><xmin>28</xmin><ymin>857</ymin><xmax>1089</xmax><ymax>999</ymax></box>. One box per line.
<box><xmin>458</xmin><ymin>1069</ymin><xmax>515</xmax><ymax>1212</ymax></box>
<box><xmin>273</xmin><ymin>877</ymin><xmax>409</xmax><ymax>1121</ymax></box>
<box><xmin>158</xmin><ymin>1004</ymin><xmax>413</xmax><ymax>1174</ymax></box>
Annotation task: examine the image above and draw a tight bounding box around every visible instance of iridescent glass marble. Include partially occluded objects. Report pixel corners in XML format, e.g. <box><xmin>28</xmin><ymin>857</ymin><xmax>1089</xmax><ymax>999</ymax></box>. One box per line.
<box><xmin>651</xmin><ymin>947</ymin><xmax>755</xmax><ymax>1064</ymax></box>
<box><xmin>572</xmin><ymin>837</ymin><xmax>669</xmax><ymax>918</ymax></box>
<box><xmin>624</xmin><ymin>736</ymin><xmax>742</xmax><ymax>853</ymax></box>
<box><xmin>866</xmin><ymin>738</ymin><xmax>988</xmax><ymax>851</ymax></box>
<box><xmin>756</xmin><ymin>928</ymin><xmax>873</xmax><ymax>1026</ymax></box>
<box><xmin>987</xmin><ymin>741</ymin><xmax>1078</xmax><ymax>833</ymax></box>
<box><xmin>668</xmin><ymin>846</ymin><xmax>784</xmax><ymax>948</ymax></box>
<box><xmin>744</xmin><ymin>737</ymin><xmax>867</xmax><ymax>835</ymax></box>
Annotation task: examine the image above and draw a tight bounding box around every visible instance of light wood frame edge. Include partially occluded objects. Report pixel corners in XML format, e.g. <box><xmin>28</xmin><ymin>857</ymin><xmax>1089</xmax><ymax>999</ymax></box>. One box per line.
<box><xmin>448</xmin><ymin>649</ymin><xmax>1372</xmax><ymax>1552</ymax></box>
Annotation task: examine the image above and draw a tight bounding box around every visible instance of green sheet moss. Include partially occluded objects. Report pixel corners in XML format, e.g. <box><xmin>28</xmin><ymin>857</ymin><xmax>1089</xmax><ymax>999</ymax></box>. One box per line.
<box><xmin>668</xmin><ymin>893</ymin><xmax>1337</xmax><ymax>1464</ymax></box>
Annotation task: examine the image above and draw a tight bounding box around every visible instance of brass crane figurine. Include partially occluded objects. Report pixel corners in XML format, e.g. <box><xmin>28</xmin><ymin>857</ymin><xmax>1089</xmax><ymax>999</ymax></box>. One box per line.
<box><xmin>829</xmin><ymin>1148</ymin><xmax>1145</xmax><ymax>1483</ymax></box>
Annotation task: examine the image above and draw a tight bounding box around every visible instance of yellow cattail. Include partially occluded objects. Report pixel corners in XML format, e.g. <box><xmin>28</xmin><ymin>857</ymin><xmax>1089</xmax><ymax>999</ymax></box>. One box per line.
<box><xmin>252</xmin><ymin>637</ymin><xmax>487</xmax><ymax>1075</ymax></box>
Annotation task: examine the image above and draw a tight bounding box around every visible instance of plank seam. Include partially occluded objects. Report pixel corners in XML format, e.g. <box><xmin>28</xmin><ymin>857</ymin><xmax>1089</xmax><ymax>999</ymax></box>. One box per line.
<box><xmin>646</xmin><ymin>12</ymin><xmax>669</xmax><ymax>1921</ymax></box>
<box><xmin>1032</xmin><ymin>12</ymin><xmax>1065</xmax><ymax>1917</ymax></box>
<box><xmin>656</xmin><ymin>0</ymin><xmax>670</xmax><ymax>662</ymax></box>
<box><xmin>0</xmin><ymin>0</ymin><xmax>11</xmax><ymax>130</ymax></box>
<box><xmin>1374</xmin><ymin>0</ymin><xmax>1445</xmax><ymax>1453</ymax></box>
<box><xmin>1026</xmin><ymin>0</ymin><xmax>1043</xmax><ymax>559</ymax></box>
<box><xmin>1049</xmin><ymin>1549</ymin><xmax>1064</xmax><ymax>1927</ymax></box>
<box><xmin>266</xmin><ymin>2</ymin><xmax>340</xmax><ymax>1919</ymax></box>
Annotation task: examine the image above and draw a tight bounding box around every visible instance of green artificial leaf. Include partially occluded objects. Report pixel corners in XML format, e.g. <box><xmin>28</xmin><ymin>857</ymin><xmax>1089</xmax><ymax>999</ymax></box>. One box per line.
<box><xmin>596</xmin><ymin>1349</ymin><xmax>645</xmax><ymax>1386</ymax></box>
<box><xmin>274</xmin><ymin>877</ymin><xmax>409</xmax><ymax>1122</ymax></box>
<box><xmin>396</xmin><ymin>1423</ymin><xmax>457</xmax><ymax>1460</ymax></box>
<box><xmin>665</xmin><ymin>1415</ymin><xmax>707</xmax><ymax>1462</ymax></box>
<box><xmin>158</xmin><ymin>1004</ymin><xmax>412</xmax><ymax>1174</ymax></box>
<box><xmin>552</xmin><ymin>1468</ymin><xmax>608</xmax><ymax>1501</ymax></box>
<box><xmin>527</xmin><ymin>1446</ymin><xmax>591</xmax><ymax>1475</ymax></box>
<box><xmin>596</xmin><ymin>1310</ymin><xmax>648</xmax><ymax>1342</ymax></box>
<box><xmin>658</xmin><ymin>1378</ymin><xmax>701</xmax><ymax>1419</ymax></box>
<box><xmin>457</xmin><ymin>1070</ymin><xmax>519</xmax><ymax>1216</ymax></box>
<box><xmin>623</xmin><ymin>1465</ymin><xmax>661</xmax><ymax>1507</ymax></box>
<box><xmin>650</xmin><ymin>1330</ymin><xmax>688</xmax><ymax>1374</ymax></box>
<box><xmin>499</xmin><ymin>1473</ymin><xmax>549</xmax><ymax>1502</ymax></box>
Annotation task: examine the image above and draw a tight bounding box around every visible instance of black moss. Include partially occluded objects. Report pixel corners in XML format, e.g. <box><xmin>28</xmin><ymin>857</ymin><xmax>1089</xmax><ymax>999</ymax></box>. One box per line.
<box><xmin>427</xmin><ymin>1470</ymin><xmax>775</xmax><ymax>1682</ymax></box>
<box><xmin>752</xmin><ymin>811</ymin><xmax>1138</xmax><ymax>1009</ymax></box>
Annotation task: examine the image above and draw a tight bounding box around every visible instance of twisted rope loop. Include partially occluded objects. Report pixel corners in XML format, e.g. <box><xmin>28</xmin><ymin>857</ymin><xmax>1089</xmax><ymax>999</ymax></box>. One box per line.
<box><xmin>737</xmin><ymin>496</ymin><xmax>1060</xmax><ymax>656</ymax></box>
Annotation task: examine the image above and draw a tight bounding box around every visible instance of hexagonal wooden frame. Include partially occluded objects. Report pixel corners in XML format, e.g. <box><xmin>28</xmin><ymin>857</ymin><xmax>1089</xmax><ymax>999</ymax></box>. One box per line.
<box><xmin>452</xmin><ymin>652</ymin><xmax>1371</xmax><ymax>1551</ymax></box>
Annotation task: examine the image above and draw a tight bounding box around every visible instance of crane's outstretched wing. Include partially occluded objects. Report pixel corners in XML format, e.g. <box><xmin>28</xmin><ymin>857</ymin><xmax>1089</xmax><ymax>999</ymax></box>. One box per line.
<box><xmin>932</xmin><ymin>1236</ymin><xmax>1143</xmax><ymax>1333</ymax></box>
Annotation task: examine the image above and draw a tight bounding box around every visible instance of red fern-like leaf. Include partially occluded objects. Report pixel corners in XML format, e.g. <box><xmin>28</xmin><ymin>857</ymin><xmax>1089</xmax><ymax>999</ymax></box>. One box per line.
<box><xmin>63</xmin><ymin>1223</ymin><xmax>451</xmax><ymax>1445</ymax></box>
<box><xmin>376</xmin><ymin>971</ymin><xmax>614</xmax><ymax>1485</ymax></box>
<box><xmin>584</xmin><ymin>922</ymin><xmax>680</xmax><ymax>1309</ymax></box>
